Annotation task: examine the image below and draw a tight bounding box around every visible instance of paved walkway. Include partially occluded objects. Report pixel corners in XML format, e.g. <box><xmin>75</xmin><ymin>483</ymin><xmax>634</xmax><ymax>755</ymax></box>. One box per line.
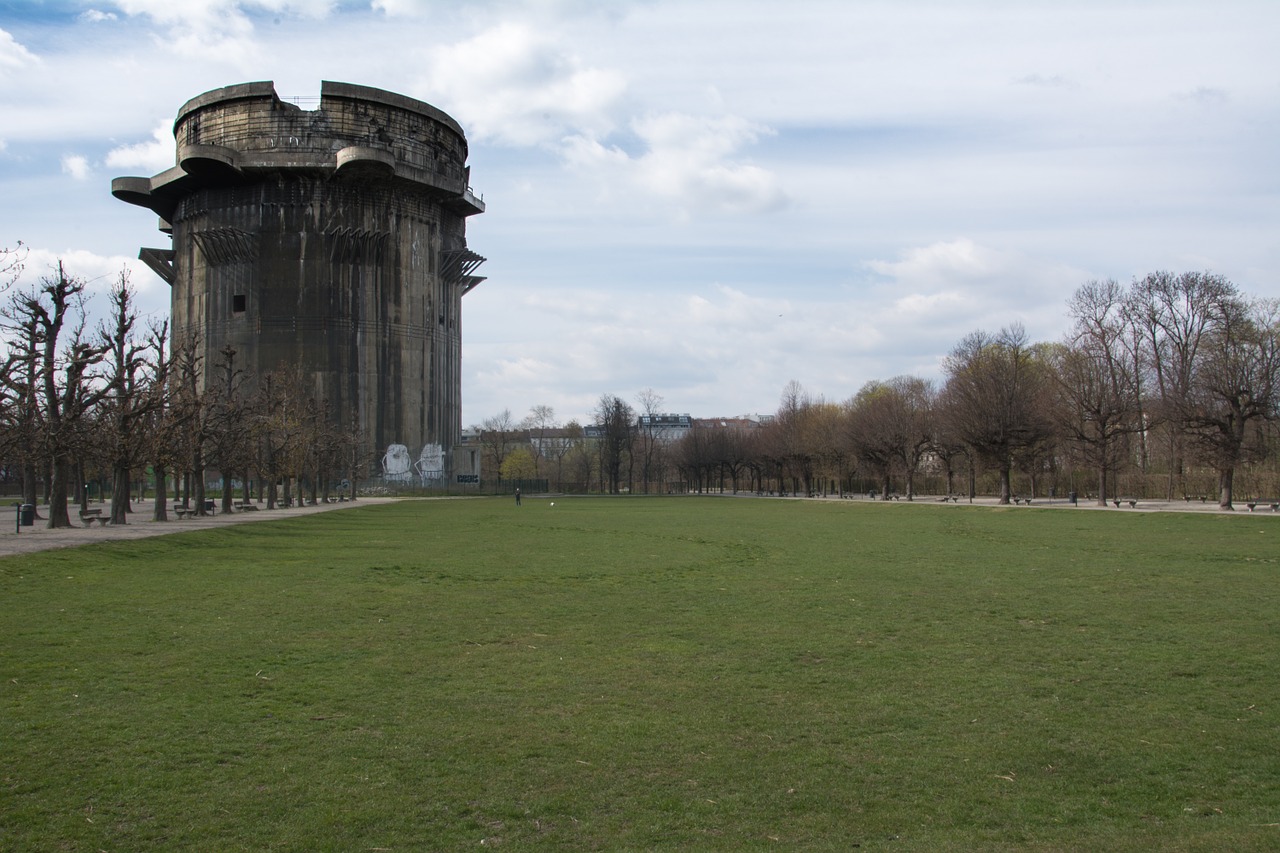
<box><xmin>0</xmin><ymin>498</ymin><xmax>397</xmax><ymax>558</ymax></box>
<box><xmin>748</xmin><ymin>491</ymin><xmax>1279</xmax><ymax>516</ymax></box>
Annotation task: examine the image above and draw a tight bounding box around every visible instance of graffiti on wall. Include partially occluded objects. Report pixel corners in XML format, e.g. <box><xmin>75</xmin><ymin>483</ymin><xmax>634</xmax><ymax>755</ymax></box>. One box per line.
<box><xmin>415</xmin><ymin>443</ymin><xmax>444</xmax><ymax>480</ymax></box>
<box><xmin>382</xmin><ymin>444</ymin><xmax>414</xmax><ymax>482</ymax></box>
<box><xmin>381</xmin><ymin>442</ymin><xmax>446</xmax><ymax>484</ymax></box>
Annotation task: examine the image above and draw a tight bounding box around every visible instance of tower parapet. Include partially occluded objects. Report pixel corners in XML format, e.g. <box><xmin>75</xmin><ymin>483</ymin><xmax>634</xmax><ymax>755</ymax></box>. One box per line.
<box><xmin>113</xmin><ymin>81</ymin><xmax>485</xmax><ymax>483</ymax></box>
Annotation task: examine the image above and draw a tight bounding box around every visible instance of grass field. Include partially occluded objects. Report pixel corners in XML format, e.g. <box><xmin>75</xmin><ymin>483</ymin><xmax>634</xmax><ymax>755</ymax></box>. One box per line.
<box><xmin>2</xmin><ymin>496</ymin><xmax>1278</xmax><ymax>851</ymax></box>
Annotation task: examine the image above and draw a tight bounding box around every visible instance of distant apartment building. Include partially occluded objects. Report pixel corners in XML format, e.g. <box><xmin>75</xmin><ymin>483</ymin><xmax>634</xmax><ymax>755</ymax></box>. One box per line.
<box><xmin>637</xmin><ymin>413</ymin><xmax>693</xmax><ymax>442</ymax></box>
<box><xmin>691</xmin><ymin>417</ymin><xmax>761</xmax><ymax>432</ymax></box>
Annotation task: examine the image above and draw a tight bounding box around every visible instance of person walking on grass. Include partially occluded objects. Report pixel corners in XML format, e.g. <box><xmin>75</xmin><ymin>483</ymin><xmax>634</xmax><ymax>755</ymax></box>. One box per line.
<box><xmin>515</xmin><ymin>488</ymin><xmax>521</xmax><ymax>506</ymax></box>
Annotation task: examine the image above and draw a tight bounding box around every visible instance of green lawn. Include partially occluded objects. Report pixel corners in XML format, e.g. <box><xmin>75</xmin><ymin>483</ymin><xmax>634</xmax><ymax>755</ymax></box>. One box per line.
<box><xmin>3</xmin><ymin>497</ymin><xmax>1278</xmax><ymax>851</ymax></box>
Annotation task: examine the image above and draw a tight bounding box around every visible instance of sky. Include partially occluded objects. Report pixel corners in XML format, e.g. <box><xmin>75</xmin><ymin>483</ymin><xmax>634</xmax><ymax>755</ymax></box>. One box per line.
<box><xmin>1</xmin><ymin>0</ymin><xmax>1277</xmax><ymax>428</ymax></box>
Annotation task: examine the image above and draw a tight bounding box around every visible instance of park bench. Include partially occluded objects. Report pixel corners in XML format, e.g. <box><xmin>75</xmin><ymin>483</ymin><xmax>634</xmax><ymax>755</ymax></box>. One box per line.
<box><xmin>1012</xmin><ymin>496</ymin><xmax>1031</xmax><ymax>505</ymax></box>
<box><xmin>79</xmin><ymin>508</ymin><xmax>109</xmax><ymax>526</ymax></box>
<box><xmin>1112</xmin><ymin>498</ymin><xmax>1139</xmax><ymax>508</ymax></box>
<box><xmin>236</xmin><ymin>502</ymin><xmax>259</xmax><ymax>512</ymax></box>
<box><xmin>1245</xmin><ymin>500</ymin><xmax>1279</xmax><ymax>512</ymax></box>
<box><xmin>172</xmin><ymin>504</ymin><xmax>191</xmax><ymax>519</ymax></box>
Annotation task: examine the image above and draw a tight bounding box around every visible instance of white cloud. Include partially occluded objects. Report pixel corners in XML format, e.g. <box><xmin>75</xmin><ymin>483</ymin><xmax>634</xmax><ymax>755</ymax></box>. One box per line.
<box><xmin>61</xmin><ymin>155</ymin><xmax>91</xmax><ymax>180</ymax></box>
<box><xmin>14</xmin><ymin>248</ymin><xmax>167</xmax><ymax>306</ymax></box>
<box><xmin>371</xmin><ymin>0</ymin><xmax>430</xmax><ymax>15</ymax></box>
<box><xmin>563</xmin><ymin>112</ymin><xmax>787</xmax><ymax>215</ymax></box>
<box><xmin>0</xmin><ymin>27</ymin><xmax>39</xmax><ymax>70</ymax></box>
<box><xmin>1014</xmin><ymin>73</ymin><xmax>1077</xmax><ymax>90</ymax></box>
<box><xmin>867</xmin><ymin>239</ymin><xmax>1011</xmax><ymax>289</ymax></box>
<box><xmin>631</xmin><ymin>113</ymin><xmax>786</xmax><ymax>214</ymax></box>
<box><xmin>106</xmin><ymin>122</ymin><xmax>174</xmax><ymax>174</ymax></box>
<box><xmin>79</xmin><ymin>10</ymin><xmax>120</xmax><ymax>23</ymax></box>
<box><xmin>113</xmin><ymin>0</ymin><xmax>334</xmax><ymax>21</ymax></box>
<box><xmin>865</xmin><ymin>239</ymin><xmax>1087</xmax><ymax>345</ymax></box>
<box><xmin>466</xmin><ymin>281</ymin><xmax>884</xmax><ymax>424</ymax></box>
<box><xmin>1175</xmin><ymin>86</ymin><xmax>1229</xmax><ymax>107</ymax></box>
<box><xmin>420</xmin><ymin>21</ymin><xmax>626</xmax><ymax>146</ymax></box>
<box><xmin>107</xmin><ymin>0</ymin><xmax>339</xmax><ymax>65</ymax></box>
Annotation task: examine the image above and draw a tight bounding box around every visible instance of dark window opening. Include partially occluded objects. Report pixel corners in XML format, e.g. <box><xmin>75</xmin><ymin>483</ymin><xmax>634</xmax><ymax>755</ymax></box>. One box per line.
<box><xmin>232</xmin><ymin>294</ymin><xmax>246</xmax><ymax>314</ymax></box>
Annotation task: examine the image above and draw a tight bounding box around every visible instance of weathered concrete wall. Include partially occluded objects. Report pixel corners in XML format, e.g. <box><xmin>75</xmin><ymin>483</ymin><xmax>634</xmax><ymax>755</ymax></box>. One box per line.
<box><xmin>113</xmin><ymin>81</ymin><xmax>484</xmax><ymax>482</ymax></box>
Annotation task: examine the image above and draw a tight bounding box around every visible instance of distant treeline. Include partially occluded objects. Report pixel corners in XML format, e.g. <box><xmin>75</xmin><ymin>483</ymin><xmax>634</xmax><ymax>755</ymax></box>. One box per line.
<box><xmin>476</xmin><ymin>273</ymin><xmax>1279</xmax><ymax>507</ymax></box>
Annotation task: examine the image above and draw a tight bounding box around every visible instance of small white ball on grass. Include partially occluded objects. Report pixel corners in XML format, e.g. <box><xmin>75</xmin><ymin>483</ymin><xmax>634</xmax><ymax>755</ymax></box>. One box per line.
<box><xmin>550</xmin><ymin>502</ymin><xmax>555</xmax><ymax>506</ymax></box>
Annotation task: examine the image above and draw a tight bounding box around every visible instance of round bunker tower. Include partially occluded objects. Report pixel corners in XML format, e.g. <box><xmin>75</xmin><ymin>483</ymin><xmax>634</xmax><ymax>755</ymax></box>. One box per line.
<box><xmin>112</xmin><ymin>80</ymin><xmax>485</xmax><ymax>484</ymax></box>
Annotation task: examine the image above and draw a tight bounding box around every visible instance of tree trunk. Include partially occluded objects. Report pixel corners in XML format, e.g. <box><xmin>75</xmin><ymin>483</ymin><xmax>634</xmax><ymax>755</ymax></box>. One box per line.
<box><xmin>998</xmin><ymin>461</ymin><xmax>1012</xmax><ymax>504</ymax></box>
<box><xmin>1219</xmin><ymin>467</ymin><xmax>1235</xmax><ymax>510</ymax></box>
<box><xmin>46</xmin><ymin>457</ymin><xmax>73</xmax><ymax>528</ymax></box>
<box><xmin>193</xmin><ymin>454</ymin><xmax>207</xmax><ymax>516</ymax></box>
<box><xmin>153</xmin><ymin>464</ymin><xmax>169</xmax><ymax>521</ymax></box>
<box><xmin>111</xmin><ymin>463</ymin><xmax>130</xmax><ymax>524</ymax></box>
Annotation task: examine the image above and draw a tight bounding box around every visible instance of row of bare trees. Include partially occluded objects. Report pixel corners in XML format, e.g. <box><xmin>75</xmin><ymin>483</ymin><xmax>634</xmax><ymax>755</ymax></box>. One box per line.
<box><xmin>682</xmin><ymin>273</ymin><xmax>1278</xmax><ymax>508</ymax></box>
<box><xmin>0</xmin><ymin>261</ymin><xmax>368</xmax><ymax>528</ymax></box>
<box><xmin>482</xmin><ymin>271</ymin><xmax>1279</xmax><ymax>508</ymax></box>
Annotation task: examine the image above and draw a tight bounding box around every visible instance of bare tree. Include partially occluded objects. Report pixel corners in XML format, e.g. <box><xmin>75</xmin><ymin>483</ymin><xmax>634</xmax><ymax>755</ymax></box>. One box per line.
<box><xmin>140</xmin><ymin>319</ymin><xmax>181</xmax><ymax>521</ymax></box>
<box><xmin>942</xmin><ymin>324</ymin><xmax>1055</xmax><ymax>504</ymax></box>
<box><xmin>674</xmin><ymin>422</ymin><xmax>715</xmax><ymax>493</ymax></box>
<box><xmin>206</xmin><ymin>345</ymin><xmax>252</xmax><ymax>514</ymax></box>
<box><xmin>773</xmin><ymin>380</ymin><xmax>815</xmax><ymax>495</ymax></box>
<box><xmin>1127</xmin><ymin>271</ymin><xmax>1238</xmax><ymax>498</ymax></box>
<box><xmin>0</xmin><ymin>240</ymin><xmax>24</xmax><ymax>289</ymax></box>
<box><xmin>1183</xmin><ymin>297</ymin><xmax>1280</xmax><ymax>509</ymax></box>
<box><xmin>562</xmin><ymin>421</ymin><xmax>593</xmax><ymax>492</ymax></box>
<box><xmin>98</xmin><ymin>270</ymin><xmax>167</xmax><ymax>524</ymax></box>
<box><xmin>169</xmin><ymin>335</ymin><xmax>217</xmax><ymax>515</ymax></box>
<box><xmin>0</xmin><ymin>303</ymin><xmax>43</xmax><ymax>510</ymax></box>
<box><xmin>4</xmin><ymin>264</ymin><xmax>109</xmax><ymax>527</ymax></box>
<box><xmin>530</xmin><ymin>411</ymin><xmax>578</xmax><ymax>493</ymax></box>
<box><xmin>522</xmin><ymin>403</ymin><xmax>557</xmax><ymax>481</ymax></box>
<box><xmin>249</xmin><ymin>369</ymin><xmax>304</xmax><ymax>509</ymax></box>
<box><xmin>1053</xmin><ymin>280</ymin><xmax>1145</xmax><ymax>505</ymax></box>
<box><xmin>845</xmin><ymin>382</ymin><xmax>898</xmax><ymax>499</ymax></box>
<box><xmin>595</xmin><ymin>394</ymin><xmax>635</xmax><ymax>494</ymax></box>
<box><xmin>634</xmin><ymin>388</ymin><xmax>665</xmax><ymax>494</ymax></box>
<box><xmin>844</xmin><ymin>377</ymin><xmax>933</xmax><ymax>499</ymax></box>
<box><xmin>479</xmin><ymin>408</ymin><xmax>518</xmax><ymax>486</ymax></box>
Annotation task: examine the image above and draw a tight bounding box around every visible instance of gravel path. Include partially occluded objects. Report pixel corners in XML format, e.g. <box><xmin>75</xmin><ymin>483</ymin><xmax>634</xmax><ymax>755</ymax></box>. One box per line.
<box><xmin>0</xmin><ymin>498</ymin><xmax>397</xmax><ymax>558</ymax></box>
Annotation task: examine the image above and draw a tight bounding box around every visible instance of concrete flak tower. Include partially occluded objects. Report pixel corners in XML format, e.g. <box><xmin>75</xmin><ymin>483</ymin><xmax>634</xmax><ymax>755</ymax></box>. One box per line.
<box><xmin>113</xmin><ymin>81</ymin><xmax>485</xmax><ymax>484</ymax></box>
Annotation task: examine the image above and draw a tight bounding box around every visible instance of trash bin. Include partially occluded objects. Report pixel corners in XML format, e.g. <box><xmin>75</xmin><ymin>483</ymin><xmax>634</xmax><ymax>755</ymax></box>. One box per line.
<box><xmin>1068</xmin><ymin>491</ymin><xmax>1078</xmax><ymax>506</ymax></box>
<box><xmin>19</xmin><ymin>504</ymin><xmax>35</xmax><ymax>526</ymax></box>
